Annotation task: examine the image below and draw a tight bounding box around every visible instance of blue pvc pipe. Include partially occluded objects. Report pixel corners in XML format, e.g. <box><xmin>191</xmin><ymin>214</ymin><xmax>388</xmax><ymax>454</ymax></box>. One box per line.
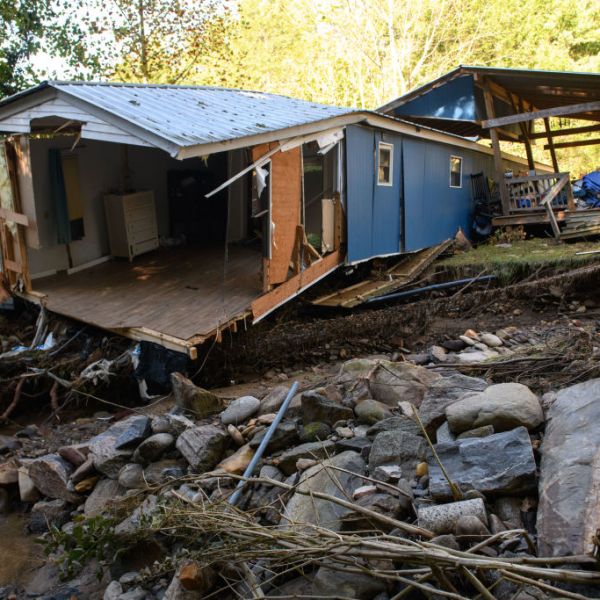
<box><xmin>228</xmin><ymin>380</ymin><xmax>299</xmax><ymax>506</ymax></box>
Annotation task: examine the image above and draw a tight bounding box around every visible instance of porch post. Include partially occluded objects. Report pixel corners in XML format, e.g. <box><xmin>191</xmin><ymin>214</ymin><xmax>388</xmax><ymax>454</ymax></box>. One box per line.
<box><xmin>544</xmin><ymin>118</ymin><xmax>560</xmax><ymax>173</ymax></box>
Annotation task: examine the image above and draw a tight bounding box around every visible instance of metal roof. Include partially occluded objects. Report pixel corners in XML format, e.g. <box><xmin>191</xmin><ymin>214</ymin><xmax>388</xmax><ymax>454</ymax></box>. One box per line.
<box><xmin>0</xmin><ymin>80</ymin><xmax>355</xmax><ymax>156</ymax></box>
<box><xmin>379</xmin><ymin>65</ymin><xmax>600</xmax><ymax>137</ymax></box>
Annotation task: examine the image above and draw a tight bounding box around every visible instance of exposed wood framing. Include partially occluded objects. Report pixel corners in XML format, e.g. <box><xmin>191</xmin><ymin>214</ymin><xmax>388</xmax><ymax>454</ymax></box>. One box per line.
<box><xmin>524</xmin><ymin>123</ymin><xmax>600</xmax><ymax>140</ymax></box>
<box><xmin>543</xmin><ymin>138</ymin><xmax>600</xmax><ymax>150</ymax></box>
<box><xmin>482</xmin><ymin>100</ymin><xmax>600</xmax><ymax>129</ymax></box>
<box><xmin>543</xmin><ymin>118</ymin><xmax>560</xmax><ymax>172</ymax></box>
<box><xmin>252</xmin><ymin>250</ymin><xmax>343</xmax><ymax>321</ymax></box>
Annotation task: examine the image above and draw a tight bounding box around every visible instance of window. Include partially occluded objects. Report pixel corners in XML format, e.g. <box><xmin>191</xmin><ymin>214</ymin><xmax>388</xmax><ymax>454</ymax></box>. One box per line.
<box><xmin>450</xmin><ymin>155</ymin><xmax>463</xmax><ymax>188</ymax></box>
<box><xmin>377</xmin><ymin>142</ymin><xmax>393</xmax><ymax>186</ymax></box>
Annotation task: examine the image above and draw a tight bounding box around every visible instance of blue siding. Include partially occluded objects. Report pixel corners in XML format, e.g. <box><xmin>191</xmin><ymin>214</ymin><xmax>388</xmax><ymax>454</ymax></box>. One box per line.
<box><xmin>403</xmin><ymin>138</ymin><xmax>495</xmax><ymax>251</ymax></box>
<box><xmin>346</xmin><ymin>126</ymin><xmax>403</xmax><ymax>263</ymax></box>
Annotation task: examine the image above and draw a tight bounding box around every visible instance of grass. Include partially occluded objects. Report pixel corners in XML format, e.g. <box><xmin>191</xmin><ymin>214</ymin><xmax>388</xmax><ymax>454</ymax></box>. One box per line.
<box><xmin>439</xmin><ymin>238</ymin><xmax>600</xmax><ymax>283</ymax></box>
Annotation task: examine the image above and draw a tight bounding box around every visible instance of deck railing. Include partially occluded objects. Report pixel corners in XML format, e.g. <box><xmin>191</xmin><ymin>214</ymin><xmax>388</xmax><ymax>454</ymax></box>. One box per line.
<box><xmin>505</xmin><ymin>172</ymin><xmax>573</xmax><ymax>213</ymax></box>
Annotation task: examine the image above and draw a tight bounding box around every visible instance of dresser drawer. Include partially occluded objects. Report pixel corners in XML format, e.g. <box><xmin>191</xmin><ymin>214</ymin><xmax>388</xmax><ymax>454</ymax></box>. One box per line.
<box><xmin>131</xmin><ymin>238</ymin><xmax>159</xmax><ymax>257</ymax></box>
<box><xmin>123</xmin><ymin>192</ymin><xmax>154</xmax><ymax>211</ymax></box>
<box><xmin>127</xmin><ymin>215</ymin><xmax>157</xmax><ymax>237</ymax></box>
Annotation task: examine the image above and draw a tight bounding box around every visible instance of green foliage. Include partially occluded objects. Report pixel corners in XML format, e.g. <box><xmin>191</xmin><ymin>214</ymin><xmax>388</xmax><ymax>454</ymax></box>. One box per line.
<box><xmin>40</xmin><ymin>515</ymin><xmax>123</xmax><ymax>580</ymax></box>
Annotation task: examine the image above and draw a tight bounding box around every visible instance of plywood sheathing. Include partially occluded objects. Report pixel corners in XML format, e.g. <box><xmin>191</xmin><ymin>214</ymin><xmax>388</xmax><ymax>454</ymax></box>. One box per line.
<box><xmin>252</xmin><ymin>143</ymin><xmax>302</xmax><ymax>285</ymax></box>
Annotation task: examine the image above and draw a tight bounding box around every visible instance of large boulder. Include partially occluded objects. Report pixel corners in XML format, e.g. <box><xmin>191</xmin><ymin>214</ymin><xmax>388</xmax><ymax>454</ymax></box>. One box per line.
<box><xmin>419</xmin><ymin>374</ymin><xmax>488</xmax><ymax>437</ymax></box>
<box><xmin>276</xmin><ymin>440</ymin><xmax>337</xmax><ymax>475</ymax></box>
<box><xmin>84</xmin><ymin>479</ymin><xmax>125</xmax><ymax>517</ymax></box>
<box><xmin>445</xmin><ymin>383</ymin><xmax>543</xmax><ymax>434</ymax></box>
<box><xmin>28</xmin><ymin>454</ymin><xmax>80</xmax><ymax>503</ymax></box>
<box><xmin>281</xmin><ymin>451</ymin><xmax>366</xmax><ymax>532</ymax></box>
<box><xmin>171</xmin><ymin>372</ymin><xmax>223</xmax><ymax>418</ymax></box>
<box><xmin>538</xmin><ymin>379</ymin><xmax>600</xmax><ymax>556</ymax></box>
<box><xmin>176</xmin><ymin>425</ymin><xmax>228</xmax><ymax>473</ymax></box>
<box><xmin>368</xmin><ymin>430</ymin><xmax>427</xmax><ymax>477</ymax></box>
<box><xmin>300</xmin><ymin>391</ymin><xmax>353</xmax><ymax>426</ymax></box>
<box><xmin>428</xmin><ymin>427</ymin><xmax>537</xmax><ymax>499</ymax></box>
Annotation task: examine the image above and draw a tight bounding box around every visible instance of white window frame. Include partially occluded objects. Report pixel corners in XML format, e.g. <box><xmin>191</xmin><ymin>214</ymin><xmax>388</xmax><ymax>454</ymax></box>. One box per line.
<box><xmin>377</xmin><ymin>142</ymin><xmax>394</xmax><ymax>187</ymax></box>
<box><xmin>449</xmin><ymin>155</ymin><xmax>463</xmax><ymax>188</ymax></box>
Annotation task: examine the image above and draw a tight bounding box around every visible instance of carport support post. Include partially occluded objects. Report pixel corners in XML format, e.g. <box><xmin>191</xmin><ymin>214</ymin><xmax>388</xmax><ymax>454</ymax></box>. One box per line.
<box><xmin>544</xmin><ymin>118</ymin><xmax>560</xmax><ymax>173</ymax></box>
<box><xmin>479</xmin><ymin>76</ymin><xmax>509</xmax><ymax>215</ymax></box>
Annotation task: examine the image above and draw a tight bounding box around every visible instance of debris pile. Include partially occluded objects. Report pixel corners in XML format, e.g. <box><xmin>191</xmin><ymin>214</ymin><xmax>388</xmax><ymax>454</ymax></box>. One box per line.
<box><xmin>1</xmin><ymin>333</ymin><xmax>599</xmax><ymax>599</ymax></box>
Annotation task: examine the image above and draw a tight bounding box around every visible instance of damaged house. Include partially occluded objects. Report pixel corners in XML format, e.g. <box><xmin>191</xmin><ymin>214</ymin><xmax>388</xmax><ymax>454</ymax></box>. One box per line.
<box><xmin>0</xmin><ymin>80</ymin><xmax>540</xmax><ymax>356</ymax></box>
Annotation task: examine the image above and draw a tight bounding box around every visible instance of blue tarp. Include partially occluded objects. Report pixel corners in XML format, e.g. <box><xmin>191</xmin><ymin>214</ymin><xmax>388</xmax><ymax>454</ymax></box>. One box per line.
<box><xmin>574</xmin><ymin>171</ymin><xmax>600</xmax><ymax>208</ymax></box>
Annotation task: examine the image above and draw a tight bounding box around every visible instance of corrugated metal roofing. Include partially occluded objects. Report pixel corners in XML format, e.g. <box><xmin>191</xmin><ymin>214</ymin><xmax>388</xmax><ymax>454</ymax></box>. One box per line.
<box><xmin>0</xmin><ymin>81</ymin><xmax>354</xmax><ymax>153</ymax></box>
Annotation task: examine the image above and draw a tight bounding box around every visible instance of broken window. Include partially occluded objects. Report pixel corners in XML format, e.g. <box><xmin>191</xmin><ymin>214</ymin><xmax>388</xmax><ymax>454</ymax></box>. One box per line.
<box><xmin>450</xmin><ymin>155</ymin><xmax>463</xmax><ymax>188</ymax></box>
<box><xmin>377</xmin><ymin>142</ymin><xmax>393</xmax><ymax>186</ymax></box>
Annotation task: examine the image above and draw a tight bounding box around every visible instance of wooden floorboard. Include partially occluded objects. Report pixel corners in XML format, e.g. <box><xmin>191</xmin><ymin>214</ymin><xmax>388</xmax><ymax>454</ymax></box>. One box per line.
<box><xmin>33</xmin><ymin>245</ymin><xmax>262</xmax><ymax>340</ymax></box>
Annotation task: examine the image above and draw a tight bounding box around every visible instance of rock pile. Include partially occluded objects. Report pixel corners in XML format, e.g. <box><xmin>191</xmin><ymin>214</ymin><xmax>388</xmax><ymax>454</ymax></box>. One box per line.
<box><xmin>1</xmin><ymin>337</ymin><xmax>599</xmax><ymax>600</ymax></box>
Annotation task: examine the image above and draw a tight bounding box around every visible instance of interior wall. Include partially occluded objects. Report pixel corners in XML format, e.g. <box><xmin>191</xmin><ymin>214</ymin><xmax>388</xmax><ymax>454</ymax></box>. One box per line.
<box><xmin>228</xmin><ymin>149</ymin><xmax>249</xmax><ymax>243</ymax></box>
<box><xmin>27</xmin><ymin>138</ymin><xmax>207</xmax><ymax>276</ymax></box>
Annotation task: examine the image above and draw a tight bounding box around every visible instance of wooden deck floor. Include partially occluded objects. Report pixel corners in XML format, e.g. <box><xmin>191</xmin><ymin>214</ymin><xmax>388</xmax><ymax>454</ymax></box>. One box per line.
<box><xmin>32</xmin><ymin>245</ymin><xmax>262</xmax><ymax>342</ymax></box>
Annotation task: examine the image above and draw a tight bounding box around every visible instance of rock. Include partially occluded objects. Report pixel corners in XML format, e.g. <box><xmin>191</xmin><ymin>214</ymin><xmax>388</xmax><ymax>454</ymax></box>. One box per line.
<box><xmin>118</xmin><ymin>463</ymin><xmax>146</xmax><ymax>489</ymax></box>
<box><xmin>419</xmin><ymin>374</ymin><xmax>488</xmax><ymax>436</ymax></box>
<box><xmin>171</xmin><ymin>372</ymin><xmax>223</xmax><ymax>417</ymax></box>
<box><xmin>538</xmin><ymin>378</ymin><xmax>600</xmax><ymax>556</ymax></box>
<box><xmin>489</xmin><ymin>514</ymin><xmax>507</xmax><ymax>534</ymax></box>
<box><xmin>336</xmin><ymin>436</ymin><xmax>371</xmax><ymax>456</ymax></box>
<box><xmin>84</xmin><ymin>478</ymin><xmax>125</xmax><ymax>517</ymax></box>
<box><xmin>430</xmin><ymin>534</ymin><xmax>460</xmax><ymax>550</ymax></box>
<box><xmin>220</xmin><ymin>396</ymin><xmax>260</xmax><ymax>425</ymax></box>
<box><xmin>57</xmin><ymin>444</ymin><xmax>89</xmax><ymax>467</ymax></box>
<box><xmin>0</xmin><ymin>458</ymin><xmax>19</xmax><ymax>485</ymax></box>
<box><xmin>29</xmin><ymin>499</ymin><xmax>70</xmax><ymax>533</ymax></box>
<box><xmin>298</xmin><ymin>421</ymin><xmax>332</xmax><ymax>442</ymax></box>
<box><xmin>494</xmin><ymin>497</ymin><xmax>523</xmax><ymax>529</ymax></box>
<box><xmin>368</xmin><ymin>430</ymin><xmax>427</xmax><ymax>475</ymax></box>
<box><xmin>89</xmin><ymin>419</ymin><xmax>143</xmax><ymax>478</ymax></box>
<box><xmin>335</xmin><ymin>426</ymin><xmax>354</xmax><ymax>438</ymax></box>
<box><xmin>446</xmin><ymin>383</ymin><xmax>543</xmax><ymax>434</ymax></box>
<box><xmin>436</xmin><ymin>421</ymin><xmax>455</xmax><ymax>443</ymax></box>
<box><xmin>104</xmin><ymin>580</ymin><xmax>123</xmax><ymax>600</ymax></box>
<box><xmin>115</xmin><ymin>495</ymin><xmax>159</xmax><ymax>535</ymax></box>
<box><xmin>115</xmin><ymin>416</ymin><xmax>151</xmax><ymax>449</ymax></box>
<box><xmin>455</xmin><ymin>515</ymin><xmax>491</xmax><ymax>539</ymax></box>
<box><xmin>312</xmin><ymin>566</ymin><xmax>386</xmax><ymax>599</ymax></box>
<box><xmin>456</xmin><ymin>350</ymin><xmax>497</xmax><ymax>363</ymax></box>
<box><xmin>249</xmin><ymin>420</ymin><xmax>299</xmax><ymax>453</ymax></box>
<box><xmin>178</xmin><ymin>562</ymin><xmax>216</xmax><ymax>592</ymax></box>
<box><xmin>459</xmin><ymin>335</ymin><xmax>477</xmax><ymax>346</ymax></box>
<box><xmin>151</xmin><ymin>413</ymin><xmax>194</xmax><ymax>436</ymax></box>
<box><xmin>259</xmin><ymin>385</ymin><xmax>289</xmax><ymax>414</ymax></box>
<box><xmin>265</xmin><ymin>576</ymin><xmax>313</xmax><ymax>597</ymax></box>
<box><xmin>415</xmin><ymin>461</ymin><xmax>428</xmax><ymax>477</ymax></box>
<box><xmin>227</xmin><ymin>424</ymin><xmax>245</xmax><ymax>446</ymax></box>
<box><xmin>456</xmin><ymin>425</ymin><xmax>495</xmax><ymax>440</ymax></box>
<box><xmin>480</xmin><ymin>333</ymin><xmax>503</xmax><ymax>347</ymax></box>
<box><xmin>418</xmin><ymin>498</ymin><xmax>487</xmax><ymax>534</ymax></box>
<box><xmin>353</xmin><ymin>484</ymin><xmax>377</xmax><ymax>499</ymax></box>
<box><xmin>366</xmin><ymin>415</ymin><xmax>421</xmax><ymax>438</ymax></box>
<box><xmin>176</xmin><ymin>425</ymin><xmax>228</xmax><ymax>473</ymax></box>
<box><xmin>0</xmin><ymin>434</ymin><xmax>21</xmax><ymax>454</ymax></box>
<box><xmin>119</xmin><ymin>587</ymin><xmax>147</xmax><ymax>600</ymax></box>
<box><xmin>428</xmin><ymin>427</ymin><xmax>537</xmax><ymax>499</ymax></box>
<box><xmin>430</xmin><ymin>345</ymin><xmax>447</xmax><ymax>362</ymax></box>
<box><xmin>144</xmin><ymin>459</ymin><xmax>187</xmax><ymax>485</ymax></box>
<box><xmin>367</xmin><ymin>360</ymin><xmax>441</xmax><ymax>407</ymax></box>
<box><xmin>300</xmin><ymin>391</ymin><xmax>353</xmax><ymax>426</ymax></box>
<box><xmin>282</xmin><ymin>451</ymin><xmax>366</xmax><ymax>532</ymax></box>
<box><xmin>218</xmin><ymin>444</ymin><xmax>254</xmax><ymax>474</ymax></box>
<box><xmin>441</xmin><ymin>339</ymin><xmax>467</xmax><ymax>352</ymax></box>
<box><xmin>18</xmin><ymin>467</ymin><xmax>40</xmax><ymax>502</ymax></box>
<box><xmin>70</xmin><ymin>455</ymin><xmax>96</xmax><ymax>484</ymax></box>
<box><xmin>372</xmin><ymin>464</ymin><xmax>402</xmax><ymax>483</ymax></box>
<box><xmin>75</xmin><ymin>475</ymin><xmax>99</xmax><ymax>493</ymax></box>
<box><xmin>296</xmin><ymin>458</ymin><xmax>317</xmax><ymax>470</ymax></box>
<box><xmin>276</xmin><ymin>440</ymin><xmax>337</xmax><ymax>475</ymax></box>
<box><xmin>28</xmin><ymin>454</ymin><xmax>80</xmax><ymax>503</ymax></box>
<box><xmin>133</xmin><ymin>433</ymin><xmax>174</xmax><ymax>463</ymax></box>
<box><xmin>354</xmin><ymin>399</ymin><xmax>393</xmax><ymax>425</ymax></box>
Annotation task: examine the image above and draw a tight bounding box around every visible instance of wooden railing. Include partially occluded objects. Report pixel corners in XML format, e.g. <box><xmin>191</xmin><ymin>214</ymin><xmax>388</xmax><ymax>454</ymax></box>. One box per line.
<box><xmin>505</xmin><ymin>172</ymin><xmax>574</xmax><ymax>214</ymax></box>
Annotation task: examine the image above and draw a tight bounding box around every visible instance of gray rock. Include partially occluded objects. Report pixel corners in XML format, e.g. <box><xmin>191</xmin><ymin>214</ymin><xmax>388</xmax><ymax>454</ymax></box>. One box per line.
<box><xmin>312</xmin><ymin>566</ymin><xmax>386</xmax><ymax>599</ymax></box>
<box><xmin>455</xmin><ymin>515</ymin><xmax>491</xmax><ymax>538</ymax></box>
<box><xmin>456</xmin><ymin>425</ymin><xmax>495</xmax><ymax>440</ymax></box>
<box><xmin>298</xmin><ymin>422</ymin><xmax>332</xmax><ymax>442</ymax></box>
<box><xmin>29</xmin><ymin>499</ymin><xmax>70</xmax><ymax>533</ymax></box>
<box><xmin>457</xmin><ymin>350</ymin><xmax>497</xmax><ymax>363</ymax></box>
<box><xmin>18</xmin><ymin>467</ymin><xmax>40</xmax><ymax>502</ymax></box>
<box><xmin>367</xmin><ymin>360</ymin><xmax>441</xmax><ymax>407</ymax></box>
<box><xmin>133</xmin><ymin>433</ymin><xmax>174</xmax><ymax>463</ymax></box>
<box><xmin>220</xmin><ymin>396</ymin><xmax>260</xmax><ymax>425</ymax></box>
<box><xmin>249</xmin><ymin>420</ymin><xmax>299</xmax><ymax>452</ymax></box>
<box><xmin>151</xmin><ymin>413</ymin><xmax>194</xmax><ymax>436</ymax></box>
<box><xmin>89</xmin><ymin>418</ymin><xmax>142</xmax><ymax>478</ymax></box>
<box><xmin>430</xmin><ymin>534</ymin><xmax>460</xmax><ymax>550</ymax></box>
<box><xmin>418</xmin><ymin>498</ymin><xmax>487</xmax><ymax>535</ymax></box>
<box><xmin>265</xmin><ymin>576</ymin><xmax>313</xmax><ymax>597</ymax></box>
<box><xmin>259</xmin><ymin>385</ymin><xmax>289</xmax><ymax>415</ymax></box>
<box><xmin>144</xmin><ymin>459</ymin><xmax>187</xmax><ymax>485</ymax></box>
<box><xmin>494</xmin><ymin>497</ymin><xmax>523</xmax><ymax>529</ymax></box>
<box><xmin>115</xmin><ymin>495</ymin><xmax>159</xmax><ymax>535</ymax></box>
<box><xmin>104</xmin><ymin>580</ymin><xmax>123</xmax><ymax>600</ymax></box>
<box><xmin>28</xmin><ymin>454</ymin><xmax>80</xmax><ymax>503</ymax></box>
<box><xmin>436</xmin><ymin>421</ymin><xmax>455</xmax><ymax>443</ymax></box>
<box><xmin>70</xmin><ymin>455</ymin><xmax>96</xmax><ymax>484</ymax></box>
<box><xmin>354</xmin><ymin>399</ymin><xmax>393</xmax><ymax>424</ymax></box>
<box><xmin>335</xmin><ymin>436</ymin><xmax>371</xmax><ymax>456</ymax></box>
<box><xmin>372</xmin><ymin>464</ymin><xmax>403</xmax><ymax>483</ymax></box>
<box><xmin>300</xmin><ymin>391</ymin><xmax>353</xmax><ymax>426</ymax></box>
<box><xmin>538</xmin><ymin>378</ymin><xmax>600</xmax><ymax>556</ymax></box>
<box><xmin>428</xmin><ymin>427</ymin><xmax>537</xmax><ymax>499</ymax></box>
<box><xmin>176</xmin><ymin>425</ymin><xmax>228</xmax><ymax>473</ymax></box>
<box><xmin>419</xmin><ymin>374</ymin><xmax>488</xmax><ymax>436</ymax></box>
<box><xmin>118</xmin><ymin>463</ymin><xmax>146</xmax><ymax>489</ymax></box>
<box><xmin>119</xmin><ymin>587</ymin><xmax>147</xmax><ymax>600</ymax></box>
<box><xmin>276</xmin><ymin>440</ymin><xmax>337</xmax><ymax>475</ymax></box>
<box><xmin>281</xmin><ymin>451</ymin><xmax>366</xmax><ymax>532</ymax></box>
<box><xmin>84</xmin><ymin>478</ymin><xmax>124</xmax><ymax>517</ymax></box>
<box><xmin>171</xmin><ymin>372</ymin><xmax>223</xmax><ymax>417</ymax></box>
<box><xmin>480</xmin><ymin>333</ymin><xmax>503</xmax><ymax>347</ymax></box>
<box><xmin>115</xmin><ymin>416</ymin><xmax>152</xmax><ymax>449</ymax></box>
<box><xmin>368</xmin><ymin>430</ymin><xmax>427</xmax><ymax>476</ymax></box>
<box><xmin>366</xmin><ymin>415</ymin><xmax>421</xmax><ymax>438</ymax></box>
<box><xmin>446</xmin><ymin>383</ymin><xmax>543</xmax><ymax>434</ymax></box>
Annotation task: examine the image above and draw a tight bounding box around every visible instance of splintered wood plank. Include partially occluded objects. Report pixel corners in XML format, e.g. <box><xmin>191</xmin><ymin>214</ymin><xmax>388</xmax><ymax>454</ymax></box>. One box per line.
<box><xmin>312</xmin><ymin>241</ymin><xmax>452</xmax><ymax>308</ymax></box>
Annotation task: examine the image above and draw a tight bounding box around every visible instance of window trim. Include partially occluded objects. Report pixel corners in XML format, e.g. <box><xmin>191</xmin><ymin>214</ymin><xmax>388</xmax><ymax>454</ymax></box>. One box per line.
<box><xmin>449</xmin><ymin>155</ymin><xmax>463</xmax><ymax>188</ymax></box>
<box><xmin>377</xmin><ymin>142</ymin><xmax>394</xmax><ymax>187</ymax></box>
